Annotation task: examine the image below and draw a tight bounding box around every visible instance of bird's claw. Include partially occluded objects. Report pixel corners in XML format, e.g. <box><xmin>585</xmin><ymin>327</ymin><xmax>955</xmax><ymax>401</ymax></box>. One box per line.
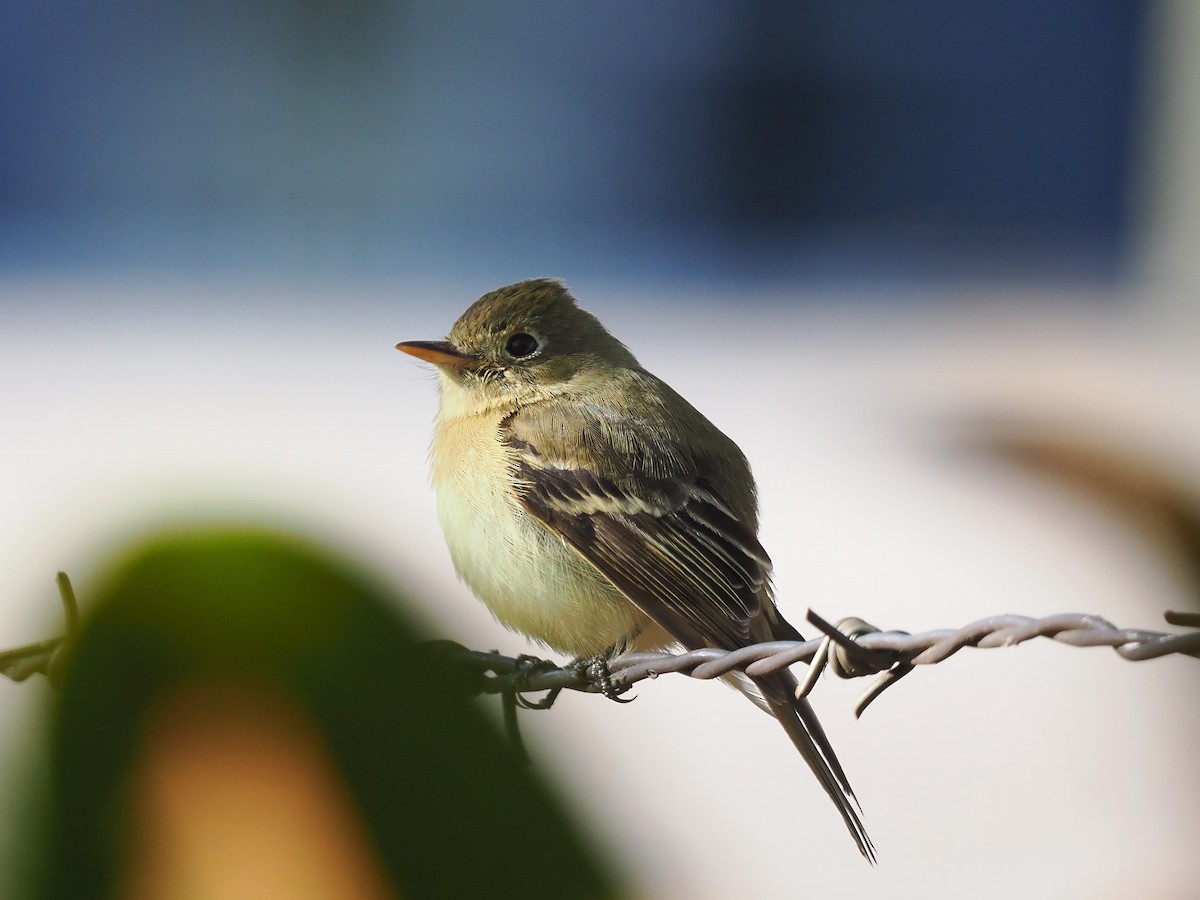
<box><xmin>572</xmin><ymin>655</ymin><xmax>634</xmax><ymax>703</ymax></box>
<box><xmin>511</xmin><ymin>654</ymin><xmax>565</xmax><ymax>710</ymax></box>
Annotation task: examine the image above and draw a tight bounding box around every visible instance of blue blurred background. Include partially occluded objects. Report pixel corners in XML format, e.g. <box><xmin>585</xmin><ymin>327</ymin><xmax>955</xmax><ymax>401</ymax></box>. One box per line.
<box><xmin>0</xmin><ymin>0</ymin><xmax>1144</xmax><ymax>284</ymax></box>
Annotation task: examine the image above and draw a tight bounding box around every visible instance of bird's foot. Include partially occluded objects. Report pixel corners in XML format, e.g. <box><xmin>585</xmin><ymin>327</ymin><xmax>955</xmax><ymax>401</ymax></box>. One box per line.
<box><xmin>571</xmin><ymin>655</ymin><xmax>634</xmax><ymax>703</ymax></box>
<box><xmin>511</xmin><ymin>654</ymin><xmax>565</xmax><ymax>710</ymax></box>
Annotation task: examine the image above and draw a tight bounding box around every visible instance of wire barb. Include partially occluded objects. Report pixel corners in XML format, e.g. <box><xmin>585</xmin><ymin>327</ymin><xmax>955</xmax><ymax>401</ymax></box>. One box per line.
<box><xmin>0</xmin><ymin>572</ymin><xmax>79</xmax><ymax>686</ymax></box>
<box><xmin>1164</xmin><ymin>609</ymin><xmax>1200</xmax><ymax>629</ymax></box>
<box><xmin>800</xmin><ymin>612</ymin><xmax>917</xmax><ymax>717</ymax></box>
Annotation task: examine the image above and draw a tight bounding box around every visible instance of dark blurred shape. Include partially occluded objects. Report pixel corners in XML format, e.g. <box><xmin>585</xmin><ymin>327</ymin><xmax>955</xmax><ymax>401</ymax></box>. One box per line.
<box><xmin>26</xmin><ymin>528</ymin><xmax>616</xmax><ymax>899</ymax></box>
<box><xmin>706</xmin><ymin>3</ymin><xmax>1141</xmax><ymax>245</ymax></box>
<box><xmin>964</xmin><ymin>423</ymin><xmax>1200</xmax><ymax>613</ymax></box>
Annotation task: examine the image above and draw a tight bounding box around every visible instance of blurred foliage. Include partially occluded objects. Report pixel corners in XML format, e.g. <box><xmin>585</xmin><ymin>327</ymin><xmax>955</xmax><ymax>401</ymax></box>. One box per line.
<box><xmin>24</xmin><ymin>527</ymin><xmax>616</xmax><ymax>899</ymax></box>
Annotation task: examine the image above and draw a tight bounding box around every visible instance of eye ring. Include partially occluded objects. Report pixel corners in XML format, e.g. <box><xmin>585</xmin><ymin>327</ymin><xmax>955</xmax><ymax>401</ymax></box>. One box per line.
<box><xmin>504</xmin><ymin>332</ymin><xmax>540</xmax><ymax>359</ymax></box>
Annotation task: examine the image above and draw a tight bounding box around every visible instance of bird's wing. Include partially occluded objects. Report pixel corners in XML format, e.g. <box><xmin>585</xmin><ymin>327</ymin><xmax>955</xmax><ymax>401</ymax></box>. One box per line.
<box><xmin>504</xmin><ymin>425</ymin><xmax>771</xmax><ymax>652</ymax></box>
<box><xmin>504</xmin><ymin>407</ymin><xmax>876</xmax><ymax>861</ymax></box>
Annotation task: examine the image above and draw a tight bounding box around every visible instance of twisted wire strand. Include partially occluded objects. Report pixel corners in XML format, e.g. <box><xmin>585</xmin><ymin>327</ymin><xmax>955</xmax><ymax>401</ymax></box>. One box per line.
<box><xmin>449</xmin><ymin>609</ymin><xmax>1200</xmax><ymax>705</ymax></box>
<box><xmin>1</xmin><ymin>574</ymin><xmax>1196</xmax><ymax>716</ymax></box>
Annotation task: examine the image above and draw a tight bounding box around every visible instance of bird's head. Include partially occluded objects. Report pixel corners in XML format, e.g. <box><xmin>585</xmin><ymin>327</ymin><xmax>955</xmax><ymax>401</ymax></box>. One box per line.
<box><xmin>397</xmin><ymin>279</ymin><xmax>639</xmax><ymax>409</ymax></box>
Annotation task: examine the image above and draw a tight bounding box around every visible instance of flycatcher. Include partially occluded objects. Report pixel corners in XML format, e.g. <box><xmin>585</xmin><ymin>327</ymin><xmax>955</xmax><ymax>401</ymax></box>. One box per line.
<box><xmin>398</xmin><ymin>278</ymin><xmax>873</xmax><ymax>860</ymax></box>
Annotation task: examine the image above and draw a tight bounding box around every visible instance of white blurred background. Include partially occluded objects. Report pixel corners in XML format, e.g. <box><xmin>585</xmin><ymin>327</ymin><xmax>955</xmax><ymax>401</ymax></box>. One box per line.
<box><xmin>2</xmin><ymin>3</ymin><xmax>1199</xmax><ymax>897</ymax></box>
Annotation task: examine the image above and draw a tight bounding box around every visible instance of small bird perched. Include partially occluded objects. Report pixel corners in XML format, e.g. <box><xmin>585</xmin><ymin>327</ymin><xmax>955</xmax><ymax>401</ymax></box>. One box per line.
<box><xmin>397</xmin><ymin>278</ymin><xmax>873</xmax><ymax>860</ymax></box>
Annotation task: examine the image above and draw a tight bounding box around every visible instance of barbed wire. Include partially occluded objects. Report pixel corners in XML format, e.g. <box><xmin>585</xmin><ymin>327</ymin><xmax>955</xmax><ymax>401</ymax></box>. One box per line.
<box><xmin>3</xmin><ymin>573</ymin><xmax>1197</xmax><ymax>724</ymax></box>
<box><xmin>432</xmin><ymin>607</ymin><xmax>1200</xmax><ymax>721</ymax></box>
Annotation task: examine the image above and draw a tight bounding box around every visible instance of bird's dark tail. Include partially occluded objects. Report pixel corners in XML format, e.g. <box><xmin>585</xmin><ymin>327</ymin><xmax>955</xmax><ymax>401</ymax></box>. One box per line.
<box><xmin>754</xmin><ymin>670</ymin><xmax>876</xmax><ymax>862</ymax></box>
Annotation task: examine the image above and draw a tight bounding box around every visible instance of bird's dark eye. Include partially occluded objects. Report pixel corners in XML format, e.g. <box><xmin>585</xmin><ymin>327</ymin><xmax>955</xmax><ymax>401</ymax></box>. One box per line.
<box><xmin>504</xmin><ymin>332</ymin><xmax>539</xmax><ymax>359</ymax></box>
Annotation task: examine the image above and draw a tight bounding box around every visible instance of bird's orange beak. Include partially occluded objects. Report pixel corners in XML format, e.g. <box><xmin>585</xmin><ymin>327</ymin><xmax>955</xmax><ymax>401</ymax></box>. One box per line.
<box><xmin>395</xmin><ymin>340</ymin><xmax>482</xmax><ymax>370</ymax></box>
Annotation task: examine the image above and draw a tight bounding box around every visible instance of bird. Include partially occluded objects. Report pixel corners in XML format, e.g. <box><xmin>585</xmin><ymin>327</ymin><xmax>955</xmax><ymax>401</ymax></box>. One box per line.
<box><xmin>397</xmin><ymin>278</ymin><xmax>873</xmax><ymax>860</ymax></box>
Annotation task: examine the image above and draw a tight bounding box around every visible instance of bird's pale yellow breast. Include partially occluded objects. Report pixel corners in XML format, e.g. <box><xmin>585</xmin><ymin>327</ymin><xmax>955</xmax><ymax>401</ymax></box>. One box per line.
<box><xmin>429</xmin><ymin>395</ymin><xmax>650</xmax><ymax>656</ymax></box>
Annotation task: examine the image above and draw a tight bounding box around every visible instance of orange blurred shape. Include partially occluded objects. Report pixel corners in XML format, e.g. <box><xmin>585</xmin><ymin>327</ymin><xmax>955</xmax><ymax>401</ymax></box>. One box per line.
<box><xmin>121</xmin><ymin>681</ymin><xmax>397</xmax><ymax>900</ymax></box>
